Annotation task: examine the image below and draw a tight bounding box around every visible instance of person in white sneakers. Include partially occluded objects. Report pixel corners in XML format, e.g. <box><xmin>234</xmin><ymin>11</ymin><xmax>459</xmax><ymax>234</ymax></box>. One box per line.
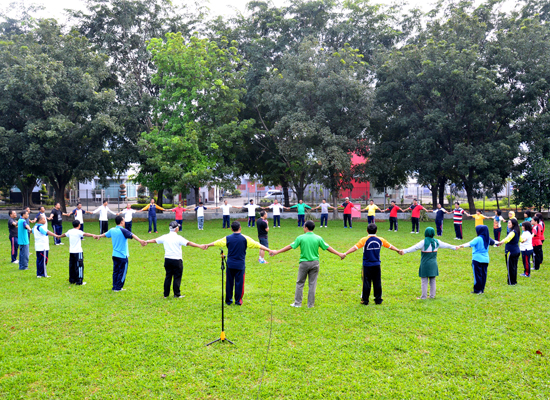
<box><xmin>243</xmin><ymin>199</ymin><xmax>261</xmax><ymax>227</ymax></box>
<box><xmin>312</xmin><ymin>199</ymin><xmax>335</xmax><ymax>228</ymax></box>
<box><xmin>119</xmin><ymin>204</ymin><xmax>138</xmax><ymax>232</ymax></box>
<box><xmin>32</xmin><ymin>215</ymin><xmax>60</xmax><ymax>278</ymax></box>
<box><xmin>257</xmin><ymin>211</ymin><xmax>270</xmax><ymax>264</ymax></box>
<box><xmin>144</xmin><ymin>221</ymin><xmax>204</xmax><ymax>298</ymax></box>
<box><xmin>59</xmin><ymin>220</ymin><xmax>98</xmax><ymax>285</ymax></box>
<box><xmin>218</xmin><ymin>200</ymin><xmax>240</xmax><ymax>229</ymax></box>
<box><xmin>92</xmin><ymin>200</ymin><xmax>117</xmax><ymax>234</ymax></box>
<box><xmin>70</xmin><ymin>202</ymin><xmax>92</xmax><ymax>237</ymax></box>
<box><xmin>266</xmin><ymin>199</ymin><xmax>285</xmax><ymax>228</ymax></box>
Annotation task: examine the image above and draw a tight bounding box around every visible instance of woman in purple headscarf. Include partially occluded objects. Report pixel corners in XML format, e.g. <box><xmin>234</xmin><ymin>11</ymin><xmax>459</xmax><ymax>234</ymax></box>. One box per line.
<box><xmin>457</xmin><ymin>225</ymin><xmax>496</xmax><ymax>294</ymax></box>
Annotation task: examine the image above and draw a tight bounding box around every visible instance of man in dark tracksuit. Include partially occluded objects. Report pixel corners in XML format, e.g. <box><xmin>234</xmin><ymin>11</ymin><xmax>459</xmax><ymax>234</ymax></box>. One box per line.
<box><xmin>431</xmin><ymin>204</ymin><xmax>447</xmax><ymax>236</ymax></box>
<box><xmin>206</xmin><ymin>221</ymin><xmax>270</xmax><ymax>305</ymax></box>
<box><xmin>8</xmin><ymin>210</ymin><xmax>19</xmax><ymax>263</ymax></box>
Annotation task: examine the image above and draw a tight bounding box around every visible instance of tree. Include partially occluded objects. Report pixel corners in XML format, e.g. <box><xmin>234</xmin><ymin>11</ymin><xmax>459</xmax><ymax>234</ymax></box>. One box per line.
<box><xmin>513</xmin><ymin>155</ymin><xmax>550</xmax><ymax>211</ymax></box>
<box><xmin>69</xmin><ymin>0</ymin><xmax>205</xmax><ymax>174</ymax></box>
<box><xmin>368</xmin><ymin>1</ymin><xmax>523</xmax><ymax>213</ymax></box>
<box><xmin>0</xmin><ymin>20</ymin><xmax>121</xmax><ymax>210</ymax></box>
<box><xmin>259</xmin><ymin>39</ymin><xmax>372</xmax><ymax>212</ymax></box>
<box><xmin>209</xmin><ymin>0</ymin><xmax>403</xmax><ymax>205</ymax></box>
<box><xmin>139</xmin><ymin>34</ymin><xmax>252</xmax><ymax>202</ymax></box>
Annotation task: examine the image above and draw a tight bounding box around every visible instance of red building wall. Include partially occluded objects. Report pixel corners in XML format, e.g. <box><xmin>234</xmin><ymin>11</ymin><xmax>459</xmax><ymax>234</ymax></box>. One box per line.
<box><xmin>339</xmin><ymin>153</ymin><xmax>371</xmax><ymax>199</ymax></box>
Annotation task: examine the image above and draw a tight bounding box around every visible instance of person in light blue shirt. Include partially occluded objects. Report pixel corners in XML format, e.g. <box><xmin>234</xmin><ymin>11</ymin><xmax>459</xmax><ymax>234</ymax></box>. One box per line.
<box><xmin>458</xmin><ymin>225</ymin><xmax>496</xmax><ymax>294</ymax></box>
<box><xmin>98</xmin><ymin>215</ymin><xmax>147</xmax><ymax>291</ymax></box>
<box><xmin>18</xmin><ymin>211</ymin><xmax>32</xmax><ymax>270</ymax></box>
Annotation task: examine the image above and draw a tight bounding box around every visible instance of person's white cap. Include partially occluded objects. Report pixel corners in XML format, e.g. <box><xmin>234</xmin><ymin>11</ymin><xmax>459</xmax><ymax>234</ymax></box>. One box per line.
<box><xmin>345</xmin><ymin>197</ymin><xmax>349</xmax><ymax>200</ymax></box>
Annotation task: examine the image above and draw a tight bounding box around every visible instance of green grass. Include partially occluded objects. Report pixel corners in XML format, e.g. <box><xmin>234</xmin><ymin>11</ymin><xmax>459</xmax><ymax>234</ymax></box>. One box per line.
<box><xmin>457</xmin><ymin>199</ymin><xmax>518</xmax><ymax>211</ymax></box>
<box><xmin>1</xmin><ymin>218</ymin><xmax>549</xmax><ymax>399</ymax></box>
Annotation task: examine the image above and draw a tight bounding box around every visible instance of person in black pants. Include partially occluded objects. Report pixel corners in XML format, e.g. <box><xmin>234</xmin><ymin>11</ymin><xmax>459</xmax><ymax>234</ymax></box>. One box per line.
<box><xmin>496</xmin><ymin>219</ymin><xmax>521</xmax><ymax>285</ymax></box>
<box><xmin>50</xmin><ymin>203</ymin><xmax>70</xmax><ymax>245</ymax></box>
<box><xmin>8</xmin><ymin>210</ymin><xmax>19</xmax><ymax>263</ymax></box>
<box><xmin>204</xmin><ymin>221</ymin><xmax>270</xmax><ymax>305</ymax></box>
<box><xmin>145</xmin><ymin>221</ymin><xmax>204</xmax><ymax>298</ymax></box>
<box><xmin>428</xmin><ymin>204</ymin><xmax>447</xmax><ymax>237</ymax></box>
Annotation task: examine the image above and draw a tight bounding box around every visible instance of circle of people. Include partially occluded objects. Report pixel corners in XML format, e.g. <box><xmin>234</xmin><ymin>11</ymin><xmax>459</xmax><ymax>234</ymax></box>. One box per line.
<box><xmin>7</xmin><ymin>197</ymin><xmax>544</xmax><ymax>307</ymax></box>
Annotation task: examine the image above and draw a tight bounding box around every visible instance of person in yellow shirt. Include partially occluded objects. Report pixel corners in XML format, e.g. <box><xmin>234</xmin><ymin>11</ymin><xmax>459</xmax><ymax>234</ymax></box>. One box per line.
<box><xmin>141</xmin><ymin>199</ymin><xmax>166</xmax><ymax>233</ymax></box>
<box><xmin>473</xmin><ymin>210</ymin><xmax>489</xmax><ymax>228</ymax></box>
<box><xmin>361</xmin><ymin>200</ymin><xmax>381</xmax><ymax>224</ymax></box>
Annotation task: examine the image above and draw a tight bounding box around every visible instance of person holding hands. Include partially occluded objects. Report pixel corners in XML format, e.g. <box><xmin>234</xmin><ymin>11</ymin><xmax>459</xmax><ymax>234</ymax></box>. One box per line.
<box><xmin>271</xmin><ymin>220</ymin><xmax>344</xmax><ymax>308</ymax></box>
<box><xmin>362</xmin><ymin>199</ymin><xmax>381</xmax><ymax>224</ymax></box>
<box><xmin>342</xmin><ymin>223</ymin><xmax>400</xmax><ymax>305</ymax></box>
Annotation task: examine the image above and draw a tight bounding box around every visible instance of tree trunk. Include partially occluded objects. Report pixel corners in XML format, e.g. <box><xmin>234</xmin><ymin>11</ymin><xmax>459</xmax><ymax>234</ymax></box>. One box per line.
<box><xmin>495</xmin><ymin>190</ymin><xmax>500</xmax><ymax>210</ymax></box>
<box><xmin>332</xmin><ymin>191</ymin><xmax>339</xmax><ymax>219</ymax></box>
<box><xmin>283</xmin><ymin>185</ymin><xmax>290</xmax><ymax>208</ymax></box>
<box><xmin>16</xmin><ymin>176</ymin><xmax>38</xmax><ymax>209</ymax></box>
<box><xmin>438</xmin><ymin>178</ymin><xmax>446</xmax><ymax>207</ymax></box>
<box><xmin>193</xmin><ymin>186</ymin><xmax>200</xmax><ymax>205</ymax></box>
<box><xmin>157</xmin><ymin>189</ymin><xmax>164</xmax><ymax>206</ymax></box>
<box><xmin>431</xmin><ymin>183</ymin><xmax>438</xmax><ymax>209</ymax></box>
<box><xmin>52</xmin><ymin>181</ymin><xmax>69</xmax><ymax>212</ymax></box>
<box><xmin>466</xmin><ymin>189</ymin><xmax>476</xmax><ymax>214</ymax></box>
<box><xmin>281</xmin><ymin>175</ymin><xmax>290</xmax><ymax>207</ymax></box>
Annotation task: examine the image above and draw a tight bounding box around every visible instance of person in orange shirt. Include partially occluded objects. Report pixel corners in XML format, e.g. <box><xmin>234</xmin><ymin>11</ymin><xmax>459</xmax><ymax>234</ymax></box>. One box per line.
<box><xmin>141</xmin><ymin>199</ymin><xmax>166</xmax><ymax>233</ymax></box>
<box><xmin>342</xmin><ymin>223</ymin><xmax>400</xmax><ymax>305</ymax></box>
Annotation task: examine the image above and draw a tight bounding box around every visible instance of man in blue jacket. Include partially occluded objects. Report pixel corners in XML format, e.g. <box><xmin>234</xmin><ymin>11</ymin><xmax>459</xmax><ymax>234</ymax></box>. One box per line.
<box><xmin>204</xmin><ymin>221</ymin><xmax>271</xmax><ymax>305</ymax></box>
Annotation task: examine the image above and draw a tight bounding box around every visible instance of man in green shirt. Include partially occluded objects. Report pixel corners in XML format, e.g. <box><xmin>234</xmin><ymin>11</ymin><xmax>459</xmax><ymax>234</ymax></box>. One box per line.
<box><xmin>290</xmin><ymin>199</ymin><xmax>312</xmax><ymax>227</ymax></box>
<box><xmin>271</xmin><ymin>220</ymin><xmax>344</xmax><ymax>308</ymax></box>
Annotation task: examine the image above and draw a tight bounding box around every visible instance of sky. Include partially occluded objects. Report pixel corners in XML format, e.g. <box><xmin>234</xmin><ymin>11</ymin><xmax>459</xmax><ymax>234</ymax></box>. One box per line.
<box><xmin>4</xmin><ymin>0</ymin><xmax>517</xmax><ymax>24</ymax></box>
<box><xmin>26</xmin><ymin>0</ymin><xmax>440</xmax><ymax>21</ymax></box>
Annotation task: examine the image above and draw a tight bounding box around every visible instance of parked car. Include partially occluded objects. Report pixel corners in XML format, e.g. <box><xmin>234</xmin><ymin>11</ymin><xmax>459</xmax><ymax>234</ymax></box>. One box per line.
<box><xmin>264</xmin><ymin>190</ymin><xmax>284</xmax><ymax>199</ymax></box>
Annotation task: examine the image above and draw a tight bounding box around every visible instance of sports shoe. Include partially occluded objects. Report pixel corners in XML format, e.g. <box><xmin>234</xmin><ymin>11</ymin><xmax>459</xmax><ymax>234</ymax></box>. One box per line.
<box><xmin>520</xmin><ymin>273</ymin><xmax>530</xmax><ymax>277</ymax></box>
<box><xmin>113</xmin><ymin>289</ymin><xmax>121</xmax><ymax>292</ymax></box>
<box><xmin>80</xmin><ymin>282</ymin><xmax>87</xmax><ymax>286</ymax></box>
<box><xmin>259</xmin><ymin>259</ymin><xmax>268</xmax><ymax>264</ymax></box>
<box><xmin>388</xmin><ymin>229</ymin><xmax>392</xmax><ymax>231</ymax></box>
<box><xmin>174</xmin><ymin>295</ymin><xmax>184</xmax><ymax>298</ymax></box>
<box><xmin>12</xmin><ymin>260</ymin><xmax>18</xmax><ymax>264</ymax></box>
<box><xmin>410</xmin><ymin>231</ymin><xmax>415</xmax><ymax>234</ymax></box>
<box><xmin>290</xmin><ymin>303</ymin><xmax>301</xmax><ymax>308</ymax></box>
<box><xmin>394</xmin><ymin>230</ymin><xmax>398</xmax><ymax>232</ymax></box>
<box><xmin>416</xmin><ymin>232</ymin><xmax>419</xmax><ymax>234</ymax></box>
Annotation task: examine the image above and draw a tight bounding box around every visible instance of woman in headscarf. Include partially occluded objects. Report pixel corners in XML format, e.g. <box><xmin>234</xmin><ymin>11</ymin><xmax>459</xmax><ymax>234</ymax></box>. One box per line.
<box><xmin>495</xmin><ymin>218</ymin><xmax>521</xmax><ymax>285</ymax></box>
<box><xmin>400</xmin><ymin>227</ymin><xmax>456</xmax><ymax>299</ymax></box>
<box><xmin>457</xmin><ymin>225</ymin><xmax>496</xmax><ymax>294</ymax></box>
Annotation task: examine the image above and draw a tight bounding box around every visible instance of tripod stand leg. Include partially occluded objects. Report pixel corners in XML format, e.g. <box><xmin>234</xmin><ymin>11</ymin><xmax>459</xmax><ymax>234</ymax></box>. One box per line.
<box><xmin>206</xmin><ymin>338</ymin><xmax>221</xmax><ymax>346</ymax></box>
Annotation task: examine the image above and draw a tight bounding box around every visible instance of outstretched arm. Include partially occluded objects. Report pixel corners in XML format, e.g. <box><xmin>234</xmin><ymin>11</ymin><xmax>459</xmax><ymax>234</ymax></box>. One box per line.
<box><xmin>326</xmin><ymin>246</ymin><xmax>345</xmax><ymax>259</ymax></box>
<box><xmin>271</xmin><ymin>244</ymin><xmax>292</xmax><ymax>256</ymax></box>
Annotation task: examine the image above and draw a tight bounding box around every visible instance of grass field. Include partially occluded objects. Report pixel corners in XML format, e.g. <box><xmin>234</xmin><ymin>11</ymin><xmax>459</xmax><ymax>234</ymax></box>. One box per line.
<box><xmin>1</xmin><ymin>217</ymin><xmax>549</xmax><ymax>399</ymax></box>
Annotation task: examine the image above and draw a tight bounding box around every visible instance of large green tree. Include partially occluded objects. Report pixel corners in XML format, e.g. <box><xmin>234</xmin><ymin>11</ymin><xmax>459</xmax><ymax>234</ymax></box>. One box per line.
<box><xmin>368</xmin><ymin>1</ymin><xmax>524</xmax><ymax>212</ymax></box>
<box><xmin>259</xmin><ymin>39</ymin><xmax>372</xmax><ymax>212</ymax></box>
<box><xmin>0</xmin><ymin>20</ymin><xmax>121</xmax><ymax>210</ymax></box>
<box><xmin>70</xmin><ymin>0</ymin><xmax>205</xmax><ymax>202</ymax></box>
<box><xmin>139</xmin><ymin>34</ymin><xmax>252</xmax><ymax>202</ymax></box>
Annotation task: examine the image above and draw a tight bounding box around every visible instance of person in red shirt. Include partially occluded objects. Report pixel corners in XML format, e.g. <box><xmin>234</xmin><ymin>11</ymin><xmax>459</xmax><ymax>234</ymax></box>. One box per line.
<box><xmin>406</xmin><ymin>199</ymin><xmax>427</xmax><ymax>234</ymax></box>
<box><xmin>384</xmin><ymin>200</ymin><xmax>402</xmax><ymax>232</ymax></box>
<box><xmin>169</xmin><ymin>202</ymin><xmax>187</xmax><ymax>230</ymax></box>
<box><xmin>532</xmin><ymin>216</ymin><xmax>543</xmax><ymax>271</ymax></box>
<box><xmin>341</xmin><ymin>197</ymin><xmax>354</xmax><ymax>228</ymax></box>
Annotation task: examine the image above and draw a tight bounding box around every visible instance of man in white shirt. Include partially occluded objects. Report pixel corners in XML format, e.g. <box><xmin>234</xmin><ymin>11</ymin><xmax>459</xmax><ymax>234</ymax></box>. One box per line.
<box><xmin>119</xmin><ymin>204</ymin><xmax>138</xmax><ymax>232</ymax></box>
<box><xmin>145</xmin><ymin>221</ymin><xmax>204</xmax><ymax>298</ymax></box>
<box><xmin>266</xmin><ymin>199</ymin><xmax>286</xmax><ymax>228</ymax></box>
<box><xmin>193</xmin><ymin>202</ymin><xmax>208</xmax><ymax>230</ymax></box>
<box><xmin>218</xmin><ymin>200</ymin><xmax>240</xmax><ymax>229</ymax></box>
<box><xmin>71</xmin><ymin>202</ymin><xmax>92</xmax><ymax>236</ymax></box>
<box><xmin>32</xmin><ymin>215</ymin><xmax>60</xmax><ymax>278</ymax></box>
<box><xmin>59</xmin><ymin>220</ymin><xmax>98</xmax><ymax>285</ymax></box>
<box><xmin>92</xmin><ymin>200</ymin><xmax>117</xmax><ymax>234</ymax></box>
<box><xmin>243</xmin><ymin>199</ymin><xmax>261</xmax><ymax>228</ymax></box>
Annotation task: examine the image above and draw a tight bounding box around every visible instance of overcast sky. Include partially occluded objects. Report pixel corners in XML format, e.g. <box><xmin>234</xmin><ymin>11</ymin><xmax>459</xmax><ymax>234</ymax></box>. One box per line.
<box><xmin>4</xmin><ymin>0</ymin><xmax>516</xmax><ymax>23</ymax></box>
<box><xmin>28</xmin><ymin>0</ymin><xmax>447</xmax><ymax>21</ymax></box>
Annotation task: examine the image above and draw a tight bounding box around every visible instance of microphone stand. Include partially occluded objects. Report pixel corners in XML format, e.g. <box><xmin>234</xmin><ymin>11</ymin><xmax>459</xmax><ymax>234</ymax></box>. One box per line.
<box><xmin>206</xmin><ymin>249</ymin><xmax>234</xmax><ymax>345</ymax></box>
